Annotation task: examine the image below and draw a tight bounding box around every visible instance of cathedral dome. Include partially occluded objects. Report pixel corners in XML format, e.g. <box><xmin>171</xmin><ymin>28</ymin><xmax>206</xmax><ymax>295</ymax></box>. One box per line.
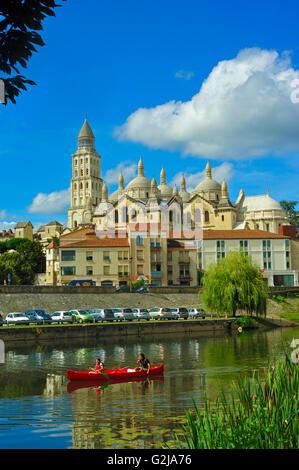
<box><xmin>126</xmin><ymin>175</ymin><xmax>152</xmax><ymax>189</ymax></box>
<box><xmin>193</xmin><ymin>161</ymin><xmax>221</xmax><ymax>194</ymax></box>
<box><xmin>242</xmin><ymin>195</ymin><xmax>282</xmax><ymax>212</ymax></box>
<box><xmin>158</xmin><ymin>167</ymin><xmax>173</xmax><ymax>199</ymax></box>
<box><xmin>126</xmin><ymin>156</ymin><xmax>151</xmax><ymax>190</ymax></box>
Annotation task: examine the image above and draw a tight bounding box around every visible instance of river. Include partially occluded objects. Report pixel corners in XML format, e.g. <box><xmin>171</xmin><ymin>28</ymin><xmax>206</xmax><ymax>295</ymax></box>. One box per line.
<box><xmin>0</xmin><ymin>326</ymin><xmax>298</xmax><ymax>449</ymax></box>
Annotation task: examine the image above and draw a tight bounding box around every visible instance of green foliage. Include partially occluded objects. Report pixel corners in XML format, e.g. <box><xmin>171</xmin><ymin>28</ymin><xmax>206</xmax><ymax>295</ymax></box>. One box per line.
<box><xmin>272</xmin><ymin>295</ymin><xmax>286</xmax><ymax>303</ymax></box>
<box><xmin>0</xmin><ymin>237</ymin><xmax>45</xmax><ymax>284</ymax></box>
<box><xmin>233</xmin><ymin>316</ymin><xmax>255</xmax><ymax>328</ymax></box>
<box><xmin>280</xmin><ymin>200</ymin><xmax>299</xmax><ymax>227</ymax></box>
<box><xmin>167</xmin><ymin>354</ymin><xmax>298</xmax><ymax>449</ymax></box>
<box><xmin>202</xmin><ymin>252</ymin><xmax>268</xmax><ymax>317</ymax></box>
<box><xmin>0</xmin><ymin>0</ymin><xmax>66</xmax><ymax>104</ymax></box>
<box><xmin>0</xmin><ymin>251</ymin><xmax>34</xmax><ymax>284</ymax></box>
<box><xmin>132</xmin><ymin>279</ymin><xmax>146</xmax><ymax>289</ymax></box>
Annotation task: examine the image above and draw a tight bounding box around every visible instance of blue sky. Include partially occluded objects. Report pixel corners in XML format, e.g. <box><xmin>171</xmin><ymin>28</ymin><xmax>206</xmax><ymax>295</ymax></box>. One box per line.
<box><xmin>0</xmin><ymin>0</ymin><xmax>299</xmax><ymax>230</ymax></box>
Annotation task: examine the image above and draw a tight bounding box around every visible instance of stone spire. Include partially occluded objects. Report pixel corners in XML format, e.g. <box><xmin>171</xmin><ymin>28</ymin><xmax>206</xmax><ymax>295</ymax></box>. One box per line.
<box><xmin>118</xmin><ymin>172</ymin><xmax>124</xmax><ymax>191</ymax></box>
<box><xmin>267</xmin><ymin>186</ymin><xmax>269</xmax><ymax>196</ymax></box>
<box><xmin>151</xmin><ymin>176</ymin><xmax>157</xmax><ymax>189</ymax></box>
<box><xmin>160</xmin><ymin>167</ymin><xmax>166</xmax><ymax>185</ymax></box>
<box><xmin>102</xmin><ymin>182</ymin><xmax>108</xmax><ymax>201</ymax></box>
<box><xmin>221</xmin><ymin>179</ymin><xmax>229</xmax><ymax>198</ymax></box>
<box><xmin>138</xmin><ymin>156</ymin><xmax>144</xmax><ymax>176</ymax></box>
<box><xmin>180</xmin><ymin>174</ymin><xmax>186</xmax><ymax>191</ymax></box>
<box><xmin>173</xmin><ymin>184</ymin><xmax>178</xmax><ymax>196</ymax></box>
<box><xmin>205</xmin><ymin>161</ymin><xmax>212</xmax><ymax>179</ymax></box>
<box><xmin>78</xmin><ymin>118</ymin><xmax>95</xmax><ymax>149</ymax></box>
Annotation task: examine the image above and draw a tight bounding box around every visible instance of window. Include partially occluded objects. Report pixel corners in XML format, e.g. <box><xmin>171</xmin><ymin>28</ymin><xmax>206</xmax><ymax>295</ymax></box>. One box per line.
<box><xmin>240</xmin><ymin>240</ymin><xmax>248</xmax><ymax>254</ymax></box>
<box><xmin>137</xmin><ymin>250</ymin><xmax>143</xmax><ymax>260</ymax></box>
<box><xmin>216</xmin><ymin>240</ymin><xmax>225</xmax><ymax>262</ymax></box>
<box><xmin>136</xmin><ymin>235</ymin><xmax>143</xmax><ymax>245</ymax></box>
<box><xmin>114</xmin><ymin>210</ymin><xmax>119</xmax><ymax>223</ymax></box>
<box><xmin>286</xmin><ymin>240</ymin><xmax>290</xmax><ymax>270</ymax></box>
<box><xmin>61</xmin><ymin>250</ymin><xmax>75</xmax><ymax>261</ymax></box>
<box><xmin>103</xmin><ymin>251</ymin><xmax>110</xmax><ymax>261</ymax></box>
<box><xmin>104</xmin><ymin>266</ymin><xmax>110</xmax><ymax>275</ymax></box>
<box><xmin>61</xmin><ymin>266</ymin><xmax>75</xmax><ymax>276</ymax></box>
<box><xmin>169</xmin><ymin>210</ymin><xmax>173</xmax><ymax>223</ymax></box>
<box><xmin>266</xmin><ymin>223</ymin><xmax>270</xmax><ymax>232</ymax></box>
<box><xmin>86</xmin><ymin>251</ymin><xmax>93</xmax><ymax>261</ymax></box>
<box><xmin>221</xmin><ymin>215</ymin><xmax>224</xmax><ymax>222</ymax></box>
<box><xmin>86</xmin><ymin>266</ymin><xmax>93</xmax><ymax>275</ymax></box>
<box><xmin>204</xmin><ymin>210</ymin><xmax>209</xmax><ymax>223</ymax></box>
<box><xmin>262</xmin><ymin>240</ymin><xmax>272</xmax><ymax>270</ymax></box>
<box><xmin>167</xmin><ymin>265</ymin><xmax>173</xmax><ymax>275</ymax></box>
<box><xmin>137</xmin><ymin>265</ymin><xmax>143</xmax><ymax>275</ymax></box>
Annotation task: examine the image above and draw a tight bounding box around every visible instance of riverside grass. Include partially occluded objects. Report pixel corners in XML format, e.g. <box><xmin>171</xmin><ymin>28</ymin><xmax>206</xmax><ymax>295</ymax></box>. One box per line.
<box><xmin>166</xmin><ymin>354</ymin><xmax>298</xmax><ymax>449</ymax></box>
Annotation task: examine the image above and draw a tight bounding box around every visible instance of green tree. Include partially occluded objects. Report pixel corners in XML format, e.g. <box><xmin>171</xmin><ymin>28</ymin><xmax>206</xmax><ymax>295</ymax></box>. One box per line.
<box><xmin>0</xmin><ymin>0</ymin><xmax>65</xmax><ymax>104</ymax></box>
<box><xmin>0</xmin><ymin>251</ymin><xmax>34</xmax><ymax>284</ymax></box>
<box><xmin>202</xmin><ymin>252</ymin><xmax>268</xmax><ymax>317</ymax></box>
<box><xmin>280</xmin><ymin>200</ymin><xmax>299</xmax><ymax>227</ymax></box>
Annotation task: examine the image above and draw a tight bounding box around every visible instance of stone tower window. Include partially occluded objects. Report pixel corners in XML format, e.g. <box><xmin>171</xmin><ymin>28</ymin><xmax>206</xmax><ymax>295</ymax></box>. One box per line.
<box><xmin>204</xmin><ymin>210</ymin><xmax>209</xmax><ymax>223</ymax></box>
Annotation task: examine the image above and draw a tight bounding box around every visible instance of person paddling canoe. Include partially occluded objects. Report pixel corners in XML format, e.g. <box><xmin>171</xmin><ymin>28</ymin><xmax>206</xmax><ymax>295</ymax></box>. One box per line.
<box><xmin>135</xmin><ymin>353</ymin><xmax>151</xmax><ymax>375</ymax></box>
<box><xmin>89</xmin><ymin>357</ymin><xmax>104</xmax><ymax>374</ymax></box>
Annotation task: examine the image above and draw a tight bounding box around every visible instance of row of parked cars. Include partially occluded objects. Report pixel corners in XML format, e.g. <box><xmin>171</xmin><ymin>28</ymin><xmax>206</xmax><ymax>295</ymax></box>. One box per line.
<box><xmin>0</xmin><ymin>307</ymin><xmax>213</xmax><ymax>326</ymax></box>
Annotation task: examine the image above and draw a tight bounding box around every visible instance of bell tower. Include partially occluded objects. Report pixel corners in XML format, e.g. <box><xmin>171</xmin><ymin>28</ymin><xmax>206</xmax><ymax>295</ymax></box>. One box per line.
<box><xmin>67</xmin><ymin>117</ymin><xmax>103</xmax><ymax>229</ymax></box>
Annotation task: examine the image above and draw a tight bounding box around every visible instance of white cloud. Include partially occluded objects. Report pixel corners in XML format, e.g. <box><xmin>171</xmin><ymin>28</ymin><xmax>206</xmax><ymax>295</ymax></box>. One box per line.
<box><xmin>171</xmin><ymin>162</ymin><xmax>235</xmax><ymax>192</ymax></box>
<box><xmin>0</xmin><ymin>221</ymin><xmax>16</xmax><ymax>231</ymax></box>
<box><xmin>27</xmin><ymin>189</ymin><xmax>70</xmax><ymax>215</ymax></box>
<box><xmin>0</xmin><ymin>210</ymin><xmax>7</xmax><ymax>219</ymax></box>
<box><xmin>175</xmin><ymin>70</ymin><xmax>195</xmax><ymax>80</ymax></box>
<box><xmin>104</xmin><ymin>161</ymin><xmax>137</xmax><ymax>185</ymax></box>
<box><xmin>115</xmin><ymin>48</ymin><xmax>299</xmax><ymax>160</ymax></box>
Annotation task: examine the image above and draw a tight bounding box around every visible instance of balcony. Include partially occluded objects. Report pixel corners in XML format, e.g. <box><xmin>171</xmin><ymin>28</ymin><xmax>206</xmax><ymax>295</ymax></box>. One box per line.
<box><xmin>151</xmin><ymin>271</ymin><xmax>162</xmax><ymax>278</ymax></box>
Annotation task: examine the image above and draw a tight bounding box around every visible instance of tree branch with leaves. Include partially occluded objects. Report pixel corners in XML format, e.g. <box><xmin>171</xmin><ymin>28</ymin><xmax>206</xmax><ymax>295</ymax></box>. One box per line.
<box><xmin>0</xmin><ymin>0</ymin><xmax>65</xmax><ymax>104</ymax></box>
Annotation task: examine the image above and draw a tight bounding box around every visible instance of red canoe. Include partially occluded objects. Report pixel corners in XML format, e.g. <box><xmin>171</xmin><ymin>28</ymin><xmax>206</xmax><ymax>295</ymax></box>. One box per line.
<box><xmin>66</xmin><ymin>364</ymin><xmax>164</xmax><ymax>382</ymax></box>
<box><xmin>67</xmin><ymin>375</ymin><xmax>164</xmax><ymax>393</ymax></box>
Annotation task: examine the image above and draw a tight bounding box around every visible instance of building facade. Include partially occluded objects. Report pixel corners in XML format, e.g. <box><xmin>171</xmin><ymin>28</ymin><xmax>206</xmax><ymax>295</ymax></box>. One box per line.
<box><xmin>46</xmin><ymin>226</ymin><xmax>298</xmax><ymax>287</ymax></box>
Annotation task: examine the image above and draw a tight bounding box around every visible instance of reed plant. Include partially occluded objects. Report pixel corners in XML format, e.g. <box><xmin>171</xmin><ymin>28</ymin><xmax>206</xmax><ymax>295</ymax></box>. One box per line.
<box><xmin>166</xmin><ymin>354</ymin><xmax>298</xmax><ymax>449</ymax></box>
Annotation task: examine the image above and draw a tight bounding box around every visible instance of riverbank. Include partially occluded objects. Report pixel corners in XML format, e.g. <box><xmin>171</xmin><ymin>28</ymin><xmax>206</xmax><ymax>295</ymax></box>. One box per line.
<box><xmin>0</xmin><ymin>292</ymin><xmax>298</xmax><ymax>319</ymax></box>
<box><xmin>0</xmin><ymin>318</ymin><xmax>237</xmax><ymax>343</ymax></box>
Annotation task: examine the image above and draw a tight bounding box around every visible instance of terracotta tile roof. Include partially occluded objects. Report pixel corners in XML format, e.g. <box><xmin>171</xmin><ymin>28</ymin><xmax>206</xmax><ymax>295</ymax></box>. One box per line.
<box><xmin>201</xmin><ymin>229</ymin><xmax>289</xmax><ymax>240</ymax></box>
<box><xmin>59</xmin><ymin>236</ymin><xmax>129</xmax><ymax>248</ymax></box>
<box><xmin>46</xmin><ymin>241</ymin><xmax>59</xmax><ymax>250</ymax></box>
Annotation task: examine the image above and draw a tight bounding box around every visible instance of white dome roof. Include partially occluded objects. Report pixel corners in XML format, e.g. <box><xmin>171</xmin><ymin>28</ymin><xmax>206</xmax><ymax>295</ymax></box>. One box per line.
<box><xmin>126</xmin><ymin>175</ymin><xmax>152</xmax><ymax>189</ymax></box>
<box><xmin>158</xmin><ymin>183</ymin><xmax>173</xmax><ymax>199</ymax></box>
<box><xmin>109</xmin><ymin>189</ymin><xmax>120</xmax><ymax>202</ymax></box>
<box><xmin>242</xmin><ymin>195</ymin><xmax>282</xmax><ymax>212</ymax></box>
<box><xmin>194</xmin><ymin>178</ymin><xmax>221</xmax><ymax>192</ymax></box>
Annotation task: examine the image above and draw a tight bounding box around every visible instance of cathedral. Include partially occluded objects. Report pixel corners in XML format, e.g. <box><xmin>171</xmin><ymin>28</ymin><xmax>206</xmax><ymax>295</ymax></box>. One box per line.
<box><xmin>67</xmin><ymin>118</ymin><xmax>289</xmax><ymax>235</ymax></box>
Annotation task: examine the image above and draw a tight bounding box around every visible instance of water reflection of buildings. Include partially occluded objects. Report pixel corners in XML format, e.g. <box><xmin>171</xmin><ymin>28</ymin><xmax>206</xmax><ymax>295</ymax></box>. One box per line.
<box><xmin>43</xmin><ymin>374</ymin><xmax>66</xmax><ymax>397</ymax></box>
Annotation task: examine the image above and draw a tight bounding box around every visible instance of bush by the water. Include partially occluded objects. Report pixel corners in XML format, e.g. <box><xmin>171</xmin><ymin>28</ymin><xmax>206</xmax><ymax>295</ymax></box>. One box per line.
<box><xmin>233</xmin><ymin>316</ymin><xmax>256</xmax><ymax>328</ymax></box>
<box><xmin>166</xmin><ymin>354</ymin><xmax>298</xmax><ymax>449</ymax></box>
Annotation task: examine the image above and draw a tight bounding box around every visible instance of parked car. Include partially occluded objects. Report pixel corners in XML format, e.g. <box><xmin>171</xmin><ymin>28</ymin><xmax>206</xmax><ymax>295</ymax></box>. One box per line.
<box><xmin>132</xmin><ymin>308</ymin><xmax>150</xmax><ymax>321</ymax></box>
<box><xmin>115</xmin><ymin>285</ymin><xmax>131</xmax><ymax>293</ymax></box>
<box><xmin>25</xmin><ymin>309</ymin><xmax>52</xmax><ymax>324</ymax></box>
<box><xmin>112</xmin><ymin>308</ymin><xmax>135</xmax><ymax>321</ymax></box>
<box><xmin>0</xmin><ymin>315</ymin><xmax>4</xmax><ymax>327</ymax></box>
<box><xmin>67</xmin><ymin>280</ymin><xmax>96</xmax><ymax>286</ymax></box>
<box><xmin>148</xmin><ymin>308</ymin><xmax>174</xmax><ymax>320</ymax></box>
<box><xmin>188</xmin><ymin>308</ymin><xmax>206</xmax><ymax>319</ymax></box>
<box><xmin>89</xmin><ymin>308</ymin><xmax>115</xmax><ymax>322</ymax></box>
<box><xmin>137</xmin><ymin>286</ymin><xmax>148</xmax><ymax>293</ymax></box>
<box><xmin>170</xmin><ymin>308</ymin><xmax>189</xmax><ymax>320</ymax></box>
<box><xmin>69</xmin><ymin>309</ymin><xmax>94</xmax><ymax>323</ymax></box>
<box><xmin>51</xmin><ymin>311</ymin><xmax>73</xmax><ymax>324</ymax></box>
<box><xmin>6</xmin><ymin>313</ymin><xmax>30</xmax><ymax>326</ymax></box>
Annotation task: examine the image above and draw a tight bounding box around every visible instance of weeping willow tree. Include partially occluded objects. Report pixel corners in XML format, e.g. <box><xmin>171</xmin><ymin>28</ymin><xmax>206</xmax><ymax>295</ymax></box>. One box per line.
<box><xmin>202</xmin><ymin>251</ymin><xmax>268</xmax><ymax>317</ymax></box>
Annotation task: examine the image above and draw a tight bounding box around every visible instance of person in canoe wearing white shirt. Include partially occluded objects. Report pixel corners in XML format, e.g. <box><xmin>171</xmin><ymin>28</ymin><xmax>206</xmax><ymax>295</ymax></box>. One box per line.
<box><xmin>89</xmin><ymin>357</ymin><xmax>104</xmax><ymax>374</ymax></box>
<box><xmin>135</xmin><ymin>353</ymin><xmax>151</xmax><ymax>375</ymax></box>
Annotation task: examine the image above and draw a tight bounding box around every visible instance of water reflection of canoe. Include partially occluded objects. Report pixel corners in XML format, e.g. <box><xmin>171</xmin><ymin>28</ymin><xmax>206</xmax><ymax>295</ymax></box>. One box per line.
<box><xmin>67</xmin><ymin>375</ymin><xmax>164</xmax><ymax>393</ymax></box>
<box><xmin>66</xmin><ymin>364</ymin><xmax>164</xmax><ymax>382</ymax></box>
